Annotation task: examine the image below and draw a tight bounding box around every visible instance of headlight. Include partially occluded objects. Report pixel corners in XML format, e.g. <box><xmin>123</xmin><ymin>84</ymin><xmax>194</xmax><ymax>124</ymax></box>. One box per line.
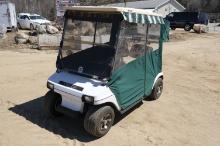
<box><xmin>82</xmin><ymin>95</ymin><xmax>94</xmax><ymax>103</ymax></box>
<box><xmin>47</xmin><ymin>82</ymin><xmax>54</xmax><ymax>90</ymax></box>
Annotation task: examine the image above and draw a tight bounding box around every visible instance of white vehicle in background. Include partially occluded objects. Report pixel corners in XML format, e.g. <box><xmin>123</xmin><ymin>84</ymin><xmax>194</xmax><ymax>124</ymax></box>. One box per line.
<box><xmin>17</xmin><ymin>13</ymin><xmax>50</xmax><ymax>30</ymax></box>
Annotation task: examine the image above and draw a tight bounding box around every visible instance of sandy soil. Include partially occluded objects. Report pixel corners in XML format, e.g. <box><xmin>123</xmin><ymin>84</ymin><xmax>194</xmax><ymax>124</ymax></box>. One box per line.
<box><xmin>0</xmin><ymin>30</ymin><xmax>220</xmax><ymax>146</ymax></box>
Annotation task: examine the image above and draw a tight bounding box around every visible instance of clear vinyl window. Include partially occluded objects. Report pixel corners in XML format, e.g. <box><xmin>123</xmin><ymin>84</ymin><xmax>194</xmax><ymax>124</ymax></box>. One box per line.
<box><xmin>147</xmin><ymin>24</ymin><xmax>161</xmax><ymax>51</ymax></box>
<box><xmin>62</xmin><ymin>19</ymin><xmax>112</xmax><ymax>57</ymax></box>
<box><xmin>114</xmin><ymin>21</ymin><xmax>147</xmax><ymax>70</ymax></box>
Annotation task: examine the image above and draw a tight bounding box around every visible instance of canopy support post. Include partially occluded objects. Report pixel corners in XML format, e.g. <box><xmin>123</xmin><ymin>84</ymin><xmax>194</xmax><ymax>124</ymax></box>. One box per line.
<box><xmin>123</xmin><ymin>0</ymin><xmax>127</xmax><ymax>7</ymax></box>
<box><xmin>143</xmin><ymin>25</ymin><xmax>149</xmax><ymax>96</ymax></box>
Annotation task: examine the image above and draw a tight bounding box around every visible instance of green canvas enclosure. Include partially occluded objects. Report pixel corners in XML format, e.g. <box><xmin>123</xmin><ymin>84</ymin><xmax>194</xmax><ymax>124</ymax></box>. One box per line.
<box><xmin>62</xmin><ymin>7</ymin><xmax>168</xmax><ymax>110</ymax></box>
<box><xmin>47</xmin><ymin>6</ymin><xmax>170</xmax><ymax>137</ymax></box>
<box><xmin>161</xmin><ymin>19</ymin><xmax>170</xmax><ymax>42</ymax></box>
<box><xmin>107</xmin><ymin>10</ymin><xmax>168</xmax><ymax>110</ymax></box>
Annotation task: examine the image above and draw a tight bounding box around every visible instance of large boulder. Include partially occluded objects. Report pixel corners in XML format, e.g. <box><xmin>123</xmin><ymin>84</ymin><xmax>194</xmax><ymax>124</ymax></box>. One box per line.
<box><xmin>46</xmin><ymin>25</ymin><xmax>59</xmax><ymax>34</ymax></box>
<box><xmin>15</xmin><ymin>32</ymin><xmax>29</xmax><ymax>39</ymax></box>
<box><xmin>0</xmin><ymin>25</ymin><xmax>7</xmax><ymax>39</ymax></box>
<box><xmin>193</xmin><ymin>24</ymin><xmax>209</xmax><ymax>33</ymax></box>
<box><xmin>54</xmin><ymin>24</ymin><xmax>62</xmax><ymax>31</ymax></box>
<box><xmin>15</xmin><ymin>38</ymin><xmax>28</xmax><ymax>44</ymax></box>
<box><xmin>36</xmin><ymin>25</ymin><xmax>47</xmax><ymax>34</ymax></box>
<box><xmin>15</xmin><ymin>32</ymin><xmax>29</xmax><ymax>44</ymax></box>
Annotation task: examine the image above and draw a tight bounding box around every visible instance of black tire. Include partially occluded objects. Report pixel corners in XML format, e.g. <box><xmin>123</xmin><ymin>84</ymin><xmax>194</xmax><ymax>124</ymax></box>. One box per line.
<box><xmin>149</xmin><ymin>78</ymin><xmax>163</xmax><ymax>100</ymax></box>
<box><xmin>184</xmin><ymin>24</ymin><xmax>192</xmax><ymax>31</ymax></box>
<box><xmin>171</xmin><ymin>27</ymin><xmax>176</xmax><ymax>30</ymax></box>
<box><xmin>84</xmin><ymin>106</ymin><xmax>115</xmax><ymax>137</ymax></box>
<box><xmin>44</xmin><ymin>90</ymin><xmax>62</xmax><ymax>117</ymax></box>
<box><xmin>11</xmin><ymin>26</ymin><xmax>18</xmax><ymax>32</ymax></box>
<box><xmin>30</xmin><ymin>23</ymin><xmax>34</xmax><ymax>31</ymax></box>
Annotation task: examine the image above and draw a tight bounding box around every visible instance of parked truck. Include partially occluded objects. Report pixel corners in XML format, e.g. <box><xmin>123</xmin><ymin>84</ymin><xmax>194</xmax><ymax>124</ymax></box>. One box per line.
<box><xmin>165</xmin><ymin>12</ymin><xmax>209</xmax><ymax>31</ymax></box>
<box><xmin>0</xmin><ymin>1</ymin><xmax>17</xmax><ymax>30</ymax></box>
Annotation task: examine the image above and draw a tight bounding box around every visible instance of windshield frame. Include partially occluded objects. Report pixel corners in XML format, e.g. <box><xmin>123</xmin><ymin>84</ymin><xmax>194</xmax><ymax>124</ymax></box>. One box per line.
<box><xmin>57</xmin><ymin>11</ymin><xmax>122</xmax><ymax>80</ymax></box>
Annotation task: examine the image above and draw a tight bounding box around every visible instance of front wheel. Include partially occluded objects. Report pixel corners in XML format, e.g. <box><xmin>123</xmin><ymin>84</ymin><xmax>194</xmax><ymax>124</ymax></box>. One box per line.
<box><xmin>84</xmin><ymin>106</ymin><xmax>115</xmax><ymax>137</ymax></box>
<box><xmin>149</xmin><ymin>78</ymin><xmax>163</xmax><ymax>100</ymax></box>
<box><xmin>44</xmin><ymin>90</ymin><xmax>62</xmax><ymax>117</ymax></box>
<box><xmin>171</xmin><ymin>27</ymin><xmax>176</xmax><ymax>30</ymax></box>
<box><xmin>184</xmin><ymin>24</ymin><xmax>192</xmax><ymax>31</ymax></box>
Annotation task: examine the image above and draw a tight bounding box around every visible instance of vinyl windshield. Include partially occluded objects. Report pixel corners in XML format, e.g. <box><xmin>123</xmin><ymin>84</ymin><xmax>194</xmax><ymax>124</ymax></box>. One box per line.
<box><xmin>59</xmin><ymin>12</ymin><xmax>121</xmax><ymax>79</ymax></box>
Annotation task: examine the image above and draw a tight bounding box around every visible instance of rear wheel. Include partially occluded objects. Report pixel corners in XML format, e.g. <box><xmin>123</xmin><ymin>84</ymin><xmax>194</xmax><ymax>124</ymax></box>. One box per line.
<box><xmin>184</xmin><ymin>24</ymin><xmax>192</xmax><ymax>31</ymax></box>
<box><xmin>84</xmin><ymin>106</ymin><xmax>115</xmax><ymax>137</ymax></box>
<box><xmin>11</xmin><ymin>26</ymin><xmax>17</xmax><ymax>32</ymax></box>
<box><xmin>17</xmin><ymin>23</ymin><xmax>22</xmax><ymax>29</ymax></box>
<box><xmin>148</xmin><ymin>78</ymin><xmax>163</xmax><ymax>100</ymax></box>
<box><xmin>44</xmin><ymin>90</ymin><xmax>62</xmax><ymax>117</ymax></box>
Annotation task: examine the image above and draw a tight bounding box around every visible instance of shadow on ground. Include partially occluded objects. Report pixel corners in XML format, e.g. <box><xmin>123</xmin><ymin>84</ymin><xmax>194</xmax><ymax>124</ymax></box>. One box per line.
<box><xmin>8</xmin><ymin>96</ymin><xmax>143</xmax><ymax>142</ymax></box>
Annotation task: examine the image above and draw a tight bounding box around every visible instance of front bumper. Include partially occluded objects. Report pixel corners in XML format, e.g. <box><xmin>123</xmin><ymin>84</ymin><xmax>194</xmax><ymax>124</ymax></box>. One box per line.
<box><xmin>47</xmin><ymin>80</ymin><xmax>84</xmax><ymax>113</ymax></box>
<box><xmin>47</xmin><ymin>71</ymin><xmax>118</xmax><ymax>112</ymax></box>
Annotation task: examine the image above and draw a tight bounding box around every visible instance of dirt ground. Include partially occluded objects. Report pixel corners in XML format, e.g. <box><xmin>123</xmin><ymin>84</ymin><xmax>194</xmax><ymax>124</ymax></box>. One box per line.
<box><xmin>0</xmin><ymin>30</ymin><xmax>220</xmax><ymax>146</ymax></box>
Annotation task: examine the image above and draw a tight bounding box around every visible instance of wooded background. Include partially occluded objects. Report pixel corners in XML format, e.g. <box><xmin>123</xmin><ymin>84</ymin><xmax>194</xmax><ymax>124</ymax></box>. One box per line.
<box><xmin>6</xmin><ymin>0</ymin><xmax>220</xmax><ymax>20</ymax></box>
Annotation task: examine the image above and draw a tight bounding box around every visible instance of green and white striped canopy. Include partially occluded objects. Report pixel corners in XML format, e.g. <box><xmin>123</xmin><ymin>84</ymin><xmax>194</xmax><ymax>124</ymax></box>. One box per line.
<box><xmin>122</xmin><ymin>12</ymin><xmax>164</xmax><ymax>24</ymax></box>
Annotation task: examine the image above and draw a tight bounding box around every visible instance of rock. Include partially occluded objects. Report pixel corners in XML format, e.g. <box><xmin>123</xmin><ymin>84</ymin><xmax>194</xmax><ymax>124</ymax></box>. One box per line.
<box><xmin>15</xmin><ymin>32</ymin><xmax>29</xmax><ymax>44</ymax></box>
<box><xmin>52</xmin><ymin>24</ymin><xmax>62</xmax><ymax>31</ymax></box>
<box><xmin>28</xmin><ymin>36</ymin><xmax>38</xmax><ymax>44</ymax></box>
<box><xmin>36</xmin><ymin>25</ymin><xmax>47</xmax><ymax>34</ymax></box>
<box><xmin>0</xmin><ymin>25</ymin><xmax>7</xmax><ymax>39</ymax></box>
<box><xmin>56</xmin><ymin>25</ymin><xmax>63</xmax><ymax>31</ymax></box>
<box><xmin>193</xmin><ymin>24</ymin><xmax>209</xmax><ymax>33</ymax></box>
<box><xmin>15</xmin><ymin>38</ymin><xmax>28</xmax><ymax>44</ymax></box>
<box><xmin>46</xmin><ymin>25</ymin><xmax>59</xmax><ymax>34</ymax></box>
<box><xmin>16</xmin><ymin>32</ymin><xmax>29</xmax><ymax>39</ymax></box>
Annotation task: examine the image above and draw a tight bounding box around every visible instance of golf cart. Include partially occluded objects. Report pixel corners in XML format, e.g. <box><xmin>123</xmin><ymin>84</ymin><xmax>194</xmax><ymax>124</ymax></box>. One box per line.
<box><xmin>44</xmin><ymin>6</ymin><xmax>168</xmax><ymax>137</ymax></box>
